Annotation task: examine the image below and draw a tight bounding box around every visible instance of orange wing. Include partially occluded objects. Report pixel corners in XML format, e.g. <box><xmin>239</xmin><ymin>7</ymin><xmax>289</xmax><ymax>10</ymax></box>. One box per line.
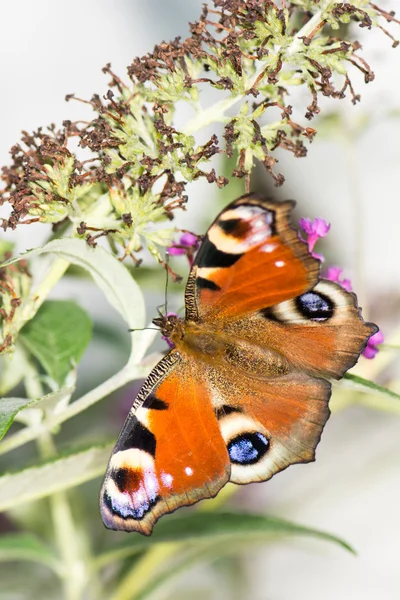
<box><xmin>209</xmin><ymin>364</ymin><xmax>331</xmax><ymax>485</ymax></box>
<box><xmin>185</xmin><ymin>194</ymin><xmax>319</xmax><ymax>322</ymax></box>
<box><xmin>100</xmin><ymin>351</ymin><xmax>230</xmax><ymax>535</ymax></box>
<box><xmin>100</xmin><ymin>350</ymin><xmax>331</xmax><ymax>534</ymax></box>
<box><xmin>185</xmin><ymin>193</ymin><xmax>375</xmax><ymax>379</ymax></box>
<box><xmin>225</xmin><ymin>279</ymin><xmax>377</xmax><ymax>380</ymax></box>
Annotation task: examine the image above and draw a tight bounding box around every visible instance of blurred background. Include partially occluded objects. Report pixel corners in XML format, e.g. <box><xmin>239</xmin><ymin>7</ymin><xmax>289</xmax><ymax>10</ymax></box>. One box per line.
<box><xmin>0</xmin><ymin>1</ymin><xmax>399</xmax><ymax>599</ymax></box>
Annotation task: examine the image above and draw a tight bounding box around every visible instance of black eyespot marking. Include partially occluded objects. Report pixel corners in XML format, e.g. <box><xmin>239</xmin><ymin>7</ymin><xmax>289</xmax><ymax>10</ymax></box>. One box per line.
<box><xmin>196</xmin><ymin>276</ymin><xmax>221</xmax><ymax>291</ymax></box>
<box><xmin>116</xmin><ymin>417</ymin><xmax>156</xmax><ymax>457</ymax></box>
<box><xmin>195</xmin><ymin>238</ymin><xmax>243</xmax><ymax>268</ymax></box>
<box><xmin>113</xmin><ymin>467</ymin><xmax>135</xmax><ymax>492</ymax></box>
<box><xmin>228</xmin><ymin>432</ymin><xmax>269</xmax><ymax>465</ymax></box>
<box><xmin>259</xmin><ymin>307</ymin><xmax>281</xmax><ymax>323</ymax></box>
<box><xmin>215</xmin><ymin>405</ymin><xmax>243</xmax><ymax>420</ymax></box>
<box><xmin>218</xmin><ymin>218</ymin><xmax>247</xmax><ymax>236</ymax></box>
<box><xmin>142</xmin><ymin>394</ymin><xmax>168</xmax><ymax>410</ymax></box>
<box><xmin>296</xmin><ymin>291</ymin><xmax>334</xmax><ymax>321</ymax></box>
<box><xmin>238</xmin><ymin>203</ymin><xmax>277</xmax><ymax>236</ymax></box>
<box><xmin>103</xmin><ymin>489</ymin><xmax>160</xmax><ymax>521</ymax></box>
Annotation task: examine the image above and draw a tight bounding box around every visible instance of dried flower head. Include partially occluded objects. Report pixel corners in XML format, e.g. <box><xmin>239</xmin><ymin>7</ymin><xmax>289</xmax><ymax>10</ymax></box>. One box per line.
<box><xmin>0</xmin><ymin>0</ymin><xmax>398</xmax><ymax>268</ymax></box>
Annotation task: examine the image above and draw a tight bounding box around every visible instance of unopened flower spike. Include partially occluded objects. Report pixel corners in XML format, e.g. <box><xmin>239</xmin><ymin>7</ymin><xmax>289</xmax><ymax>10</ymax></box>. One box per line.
<box><xmin>299</xmin><ymin>217</ymin><xmax>330</xmax><ymax>262</ymax></box>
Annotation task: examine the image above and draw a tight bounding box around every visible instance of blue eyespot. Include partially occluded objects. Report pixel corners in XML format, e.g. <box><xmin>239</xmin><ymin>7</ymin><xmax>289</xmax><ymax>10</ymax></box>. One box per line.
<box><xmin>295</xmin><ymin>291</ymin><xmax>334</xmax><ymax>321</ymax></box>
<box><xmin>228</xmin><ymin>432</ymin><xmax>269</xmax><ymax>465</ymax></box>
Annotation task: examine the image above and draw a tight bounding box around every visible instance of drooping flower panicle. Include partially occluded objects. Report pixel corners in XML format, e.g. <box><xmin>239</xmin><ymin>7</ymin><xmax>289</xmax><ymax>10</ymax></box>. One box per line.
<box><xmin>0</xmin><ymin>0</ymin><xmax>398</xmax><ymax>269</ymax></box>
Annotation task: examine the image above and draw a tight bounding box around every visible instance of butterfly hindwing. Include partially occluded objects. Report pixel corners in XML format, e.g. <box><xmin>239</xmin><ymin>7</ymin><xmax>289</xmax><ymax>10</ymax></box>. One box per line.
<box><xmin>100</xmin><ymin>351</ymin><xmax>230</xmax><ymax>535</ymax></box>
<box><xmin>224</xmin><ymin>279</ymin><xmax>377</xmax><ymax>380</ymax></box>
<box><xmin>205</xmin><ymin>362</ymin><xmax>331</xmax><ymax>485</ymax></box>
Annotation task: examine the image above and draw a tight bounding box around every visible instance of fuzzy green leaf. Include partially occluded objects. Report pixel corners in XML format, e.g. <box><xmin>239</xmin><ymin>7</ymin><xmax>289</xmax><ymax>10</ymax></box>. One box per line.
<box><xmin>95</xmin><ymin>511</ymin><xmax>354</xmax><ymax>568</ymax></box>
<box><xmin>0</xmin><ymin>397</ymin><xmax>36</xmax><ymax>440</ymax></box>
<box><xmin>0</xmin><ymin>387</ymin><xmax>75</xmax><ymax>444</ymax></box>
<box><xmin>0</xmin><ymin>238</ymin><xmax>148</xmax><ymax>362</ymax></box>
<box><xmin>0</xmin><ymin>443</ymin><xmax>112</xmax><ymax>512</ymax></box>
<box><xmin>20</xmin><ymin>300</ymin><xmax>92</xmax><ymax>386</ymax></box>
<box><xmin>0</xmin><ymin>533</ymin><xmax>61</xmax><ymax>574</ymax></box>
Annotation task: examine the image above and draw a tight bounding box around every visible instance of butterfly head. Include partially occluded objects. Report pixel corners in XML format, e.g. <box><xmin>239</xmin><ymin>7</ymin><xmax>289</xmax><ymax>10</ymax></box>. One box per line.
<box><xmin>152</xmin><ymin>312</ymin><xmax>183</xmax><ymax>343</ymax></box>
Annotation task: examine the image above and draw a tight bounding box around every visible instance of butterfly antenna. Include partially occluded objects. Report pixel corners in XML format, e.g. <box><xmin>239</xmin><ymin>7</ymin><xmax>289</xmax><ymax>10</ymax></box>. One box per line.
<box><xmin>164</xmin><ymin>251</ymin><xmax>170</xmax><ymax>315</ymax></box>
<box><xmin>128</xmin><ymin>327</ymin><xmax>159</xmax><ymax>333</ymax></box>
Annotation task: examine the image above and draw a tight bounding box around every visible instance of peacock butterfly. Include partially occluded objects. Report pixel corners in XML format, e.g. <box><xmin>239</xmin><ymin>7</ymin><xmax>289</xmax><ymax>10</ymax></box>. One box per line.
<box><xmin>100</xmin><ymin>194</ymin><xmax>376</xmax><ymax>535</ymax></box>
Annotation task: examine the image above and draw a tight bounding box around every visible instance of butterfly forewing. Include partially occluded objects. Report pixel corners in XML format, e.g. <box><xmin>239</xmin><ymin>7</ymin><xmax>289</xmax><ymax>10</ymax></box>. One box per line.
<box><xmin>186</xmin><ymin>195</ymin><xmax>319</xmax><ymax>322</ymax></box>
<box><xmin>100</xmin><ymin>351</ymin><xmax>230</xmax><ymax>535</ymax></box>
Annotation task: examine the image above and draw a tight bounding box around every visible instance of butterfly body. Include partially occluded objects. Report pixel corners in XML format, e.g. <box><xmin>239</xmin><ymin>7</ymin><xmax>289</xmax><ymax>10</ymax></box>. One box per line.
<box><xmin>154</xmin><ymin>315</ymin><xmax>290</xmax><ymax>379</ymax></box>
<box><xmin>101</xmin><ymin>194</ymin><xmax>376</xmax><ymax>535</ymax></box>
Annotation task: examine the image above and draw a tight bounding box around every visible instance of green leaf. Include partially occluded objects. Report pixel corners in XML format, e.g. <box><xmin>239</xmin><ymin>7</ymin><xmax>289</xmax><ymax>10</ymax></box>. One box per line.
<box><xmin>0</xmin><ymin>387</ymin><xmax>75</xmax><ymax>444</ymax></box>
<box><xmin>343</xmin><ymin>373</ymin><xmax>400</xmax><ymax>402</ymax></box>
<box><xmin>1</xmin><ymin>238</ymin><xmax>149</xmax><ymax>364</ymax></box>
<box><xmin>0</xmin><ymin>443</ymin><xmax>112</xmax><ymax>512</ymax></box>
<box><xmin>0</xmin><ymin>533</ymin><xmax>61</xmax><ymax>574</ymax></box>
<box><xmin>95</xmin><ymin>511</ymin><xmax>354</xmax><ymax>568</ymax></box>
<box><xmin>0</xmin><ymin>397</ymin><xmax>36</xmax><ymax>440</ymax></box>
<box><xmin>20</xmin><ymin>300</ymin><xmax>92</xmax><ymax>386</ymax></box>
<box><xmin>0</xmin><ymin>344</ymin><xmax>29</xmax><ymax>396</ymax></box>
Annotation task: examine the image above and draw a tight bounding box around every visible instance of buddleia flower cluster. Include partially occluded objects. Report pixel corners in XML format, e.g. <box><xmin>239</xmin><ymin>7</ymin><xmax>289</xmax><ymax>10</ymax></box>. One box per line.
<box><xmin>0</xmin><ymin>0</ymin><xmax>398</xmax><ymax>271</ymax></box>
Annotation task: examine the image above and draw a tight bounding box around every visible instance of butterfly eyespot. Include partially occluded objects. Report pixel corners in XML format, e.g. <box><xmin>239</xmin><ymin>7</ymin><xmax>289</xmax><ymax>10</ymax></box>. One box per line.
<box><xmin>227</xmin><ymin>432</ymin><xmax>269</xmax><ymax>465</ymax></box>
<box><xmin>114</xmin><ymin>467</ymin><xmax>137</xmax><ymax>492</ymax></box>
<box><xmin>295</xmin><ymin>291</ymin><xmax>334</xmax><ymax>321</ymax></box>
<box><xmin>103</xmin><ymin>487</ymin><xmax>160</xmax><ymax>521</ymax></box>
<box><xmin>217</xmin><ymin>217</ymin><xmax>245</xmax><ymax>235</ymax></box>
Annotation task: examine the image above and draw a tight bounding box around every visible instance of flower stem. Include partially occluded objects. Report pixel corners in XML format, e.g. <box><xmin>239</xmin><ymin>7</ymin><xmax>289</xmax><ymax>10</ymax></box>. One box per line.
<box><xmin>110</xmin><ymin>544</ymin><xmax>181</xmax><ymax>600</ymax></box>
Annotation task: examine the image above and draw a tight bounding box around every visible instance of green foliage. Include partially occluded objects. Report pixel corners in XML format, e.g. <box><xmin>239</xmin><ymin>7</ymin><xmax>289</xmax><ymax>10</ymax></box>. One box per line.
<box><xmin>21</xmin><ymin>301</ymin><xmax>92</xmax><ymax>386</ymax></box>
<box><xmin>0</xmin><ymin>1</ymin><xmax>398</xmax><ymax>598</ymax></box>
<box><xmin>0</xmin><ymin>397</ymin><xmax>37</xmax><ymax>440</ymax></box>
<box><xmin>0</xmin><ymin>533</ymin><xmax>61</xmax><ymax>574</ymax></box>
<box><xmin>0</xmin><ymin>443</ymin><xmax>113</xmax><ymax>512</ymax></box>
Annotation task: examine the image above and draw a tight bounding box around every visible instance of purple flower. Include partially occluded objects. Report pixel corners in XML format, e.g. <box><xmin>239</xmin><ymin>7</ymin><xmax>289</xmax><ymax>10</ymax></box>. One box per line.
<box><xmin>168</xmin><ymin>232</ymin><xmax>199</xmax><ymax>266</ymax></box>
<box><xmin>325</xmin><ymin>266</ymin><xmax>352</xmax><ymax>292</ymax></box>
<box><xmin>363</xmin><ymin>330</ymin><xmax>384</xmax><ymax>359</ymax></box>
<box><xmin>299</xmin><ymin>217</ymin><xmax>330</xmax><ymax>261</ymax></box>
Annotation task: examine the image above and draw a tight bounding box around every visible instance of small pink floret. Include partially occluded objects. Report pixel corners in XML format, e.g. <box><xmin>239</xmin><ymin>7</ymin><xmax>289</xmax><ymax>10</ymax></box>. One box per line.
<box><xmin>326</xmin><ymin>266</ymin><xmax>352</xmax><ymax>292</ymax></box>
<box><xmin>167</xmin><ymin>232</ymin><xmax>199</xmax><ymax>255</ymax></box>
<box><xmin>363</xmin><ymin>330</ymin><xmax>384</xmax><ymax>359</ymax></box>
<box><xmin>299</xmin><ymin>217</ymin><xmax>330</xmax><ymax>260</ymax></box>
<box><xmin>180</xmin><ymin>232</ymin><xmax>198</xmax><ymax>247</ymax></box>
